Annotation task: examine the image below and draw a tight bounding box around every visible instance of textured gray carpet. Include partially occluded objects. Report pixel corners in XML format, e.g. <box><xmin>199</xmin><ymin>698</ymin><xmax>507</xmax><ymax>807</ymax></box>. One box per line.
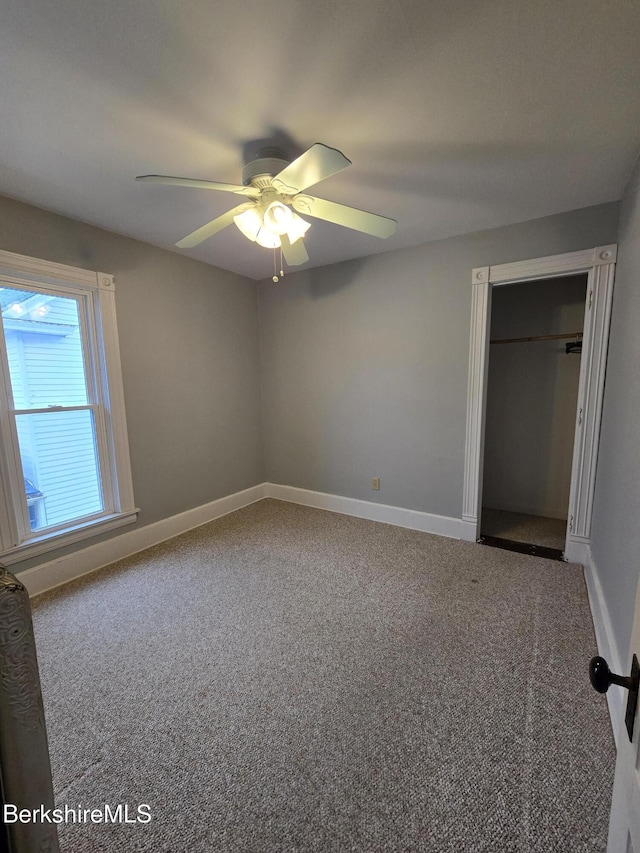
<box><xmin>481</xmin><ymin>508</ymin><xmax>567</xmax><ymax>551</ymax></box>
<box><xmin>31</xmin><ymin>499</ymin><xmax>614</xmax><ymax>852</ymax></box>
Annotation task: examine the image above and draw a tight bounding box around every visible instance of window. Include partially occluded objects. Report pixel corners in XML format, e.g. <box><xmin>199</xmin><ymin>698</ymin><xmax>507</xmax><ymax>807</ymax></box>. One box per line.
<box><xmin>0</xmin><ymin>250</ymin><xmax>137</xmax><ymax>563</ymax></box>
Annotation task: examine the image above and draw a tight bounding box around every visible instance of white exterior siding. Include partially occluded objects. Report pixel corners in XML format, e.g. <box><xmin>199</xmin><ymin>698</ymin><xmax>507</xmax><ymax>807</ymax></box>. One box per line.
<box><xmin>5</xmin><ymin>331</ymin><xmax>26</xmax><ymax>407</ymax></box>
<box><xmin>20</xmin><ymin>411</ymin><xmax>102</xmax><ymax>527</ymax></box>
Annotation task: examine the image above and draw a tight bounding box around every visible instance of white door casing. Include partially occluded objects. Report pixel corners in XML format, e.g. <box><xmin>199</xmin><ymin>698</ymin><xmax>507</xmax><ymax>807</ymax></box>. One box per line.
<box><xmin>461</xmin><ymin>245</ymin><xmax>616</xmax><ymax>563</ymax></box>
<box><xmin>607</xmin><ymin>575</ymin><xmax>640</xmax><ymax>852</ymax></box>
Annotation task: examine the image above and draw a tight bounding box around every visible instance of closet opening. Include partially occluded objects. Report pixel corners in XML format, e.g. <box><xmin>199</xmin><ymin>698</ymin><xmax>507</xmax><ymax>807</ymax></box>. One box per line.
<box><xmin>479</xmin><ymin>273</ymin><xmax>588</xmax><ymax>560</ymax></box>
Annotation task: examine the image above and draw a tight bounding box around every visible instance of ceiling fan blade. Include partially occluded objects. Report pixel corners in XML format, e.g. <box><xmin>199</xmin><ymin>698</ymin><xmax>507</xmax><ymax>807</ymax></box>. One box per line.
<box><xmin>281</xmin><ymin>235</ymin><xmax>309</xmax><ymax>267</ymax></box>
<box><xmin>292</xmin><ymin>195</ymin><xmax>396</xmax><ymax>238</ymax></box>
<box><xmin>136</xmin><ymin>175</ymin><xmax>259</xmax><ymax>198</ymax></box>
<box><xmin>175</xmin><ymin>203</ymin><xmax>253</xmax><ymax>249</ymax></box>
<box><xmin>271</xmin><ymin>144</ymin><xmax>351</xmax><ymax>195</ymax></box>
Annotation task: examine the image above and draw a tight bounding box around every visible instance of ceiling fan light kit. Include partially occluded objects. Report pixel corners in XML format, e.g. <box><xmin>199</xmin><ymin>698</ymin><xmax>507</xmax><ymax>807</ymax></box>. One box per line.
<box><xmin>234</xmin><ymin>195</ymin><xmax>311</xmax><ymax>250</ymax></box>
<box><xmin>136</xmin><ymin>142</ymin><xmax>397</xmax><ymax>278</ymax></box>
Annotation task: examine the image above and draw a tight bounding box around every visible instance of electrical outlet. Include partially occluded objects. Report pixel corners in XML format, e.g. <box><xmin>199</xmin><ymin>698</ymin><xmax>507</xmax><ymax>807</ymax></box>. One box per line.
<box><xmin>372</xmin><ymin>477</ymin><xmax>380</xmax><ymax>490</ymax></box>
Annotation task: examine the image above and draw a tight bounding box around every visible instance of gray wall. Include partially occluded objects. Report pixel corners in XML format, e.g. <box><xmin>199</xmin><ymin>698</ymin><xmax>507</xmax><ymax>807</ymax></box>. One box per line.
<box><xmin>0</xmin><ymin>194</ymin><xmax>263</xmax><ymax>572</ymax></box>
<box><xmin>482</xmin><ymin>276</ymin><xmax>587</xmax><ymax>519</ymax></box>
<box><xmin>0</xmin><ymin>191</ymin><xmax>625</xmax><ymax>584</ymax></box>
<box><xmin>259</xmin><ymin>203</ymin><xmax>619</xmax><ymax>518</ymax></box>
<box><xmin>591</xmin><ymin>155</ymin><xmax>640</xmax><ymax>664</ymax></box>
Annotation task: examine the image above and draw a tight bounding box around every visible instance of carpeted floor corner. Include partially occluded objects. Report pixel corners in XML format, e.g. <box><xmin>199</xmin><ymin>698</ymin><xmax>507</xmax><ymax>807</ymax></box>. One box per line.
<box><xmin>30</xmin><ymin>499</ymin><xmax>615</xmax><ymax>852</ymax></box>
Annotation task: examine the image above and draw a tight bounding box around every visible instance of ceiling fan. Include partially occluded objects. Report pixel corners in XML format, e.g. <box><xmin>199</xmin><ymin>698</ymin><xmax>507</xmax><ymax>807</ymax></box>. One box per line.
<box><xmin>136</xmin><ymin>143</ymin><xmax>396</xmax><ymax>271</ymax></box>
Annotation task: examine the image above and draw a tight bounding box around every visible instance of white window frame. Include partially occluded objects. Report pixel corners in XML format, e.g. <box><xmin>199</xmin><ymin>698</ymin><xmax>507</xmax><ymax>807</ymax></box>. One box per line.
<box><xmin>0</xmin><ymin>249</ymin><xmax>137</xmax><ymax>564</ymax></box>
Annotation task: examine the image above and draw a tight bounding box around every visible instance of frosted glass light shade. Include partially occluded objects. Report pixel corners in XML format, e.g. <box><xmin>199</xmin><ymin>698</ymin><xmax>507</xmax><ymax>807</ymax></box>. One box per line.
<box><xmin>234</xmin><ymin>207</ymin><xmax>263</xmax><ymax>242</ymax></box>
<box><xmin>255</xmin><ymin>228</ymin><xmax>281</xmax><ymax>249</ymax></box>
<box><xmin>286</xmin><ymin>213</ymin><xmax>311</xmax><ymax>244</ymax></box>
<box><xmin>263</xmin><ymin>201</ymin><xmax>294</xmax><ymax>235</ymax></box>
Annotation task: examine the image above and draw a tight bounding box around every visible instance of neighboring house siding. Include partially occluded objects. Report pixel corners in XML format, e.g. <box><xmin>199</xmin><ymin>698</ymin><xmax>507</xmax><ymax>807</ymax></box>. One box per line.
<box><xmin>6</xmin><ymin>331</ymin><xmax>26</xmax><ymax>406</ymax></box>
<box><xmin>21</xmin><ymin>330</ymin><xmax>87</xmax><ymax>406</ymax></box>
<box><xmin>17</xmin><ymin>411</ymin><xmax>102</xmax><ymax>528</ymax></box>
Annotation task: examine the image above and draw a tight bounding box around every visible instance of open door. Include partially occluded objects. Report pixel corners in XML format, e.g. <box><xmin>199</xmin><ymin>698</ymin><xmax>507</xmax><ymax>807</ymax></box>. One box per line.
<box><xmin>602</xmin><ymin>574</ymin><xmax>640</xmax><ymax>851</ymax></box>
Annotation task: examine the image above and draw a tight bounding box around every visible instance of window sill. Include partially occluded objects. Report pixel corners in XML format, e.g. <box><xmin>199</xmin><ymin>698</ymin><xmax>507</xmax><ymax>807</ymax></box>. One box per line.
<box><xmin>0</xmin><ymin>510</ymin><xmax>139</xmax><ymax>566</ymax></box>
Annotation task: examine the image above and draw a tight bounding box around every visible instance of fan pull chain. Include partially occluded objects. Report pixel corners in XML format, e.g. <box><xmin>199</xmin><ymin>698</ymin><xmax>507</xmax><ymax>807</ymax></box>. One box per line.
<box><xmin>272</xmin><ymin>247</ymin><xmax>285</xmax><ymax>283</ymax></box>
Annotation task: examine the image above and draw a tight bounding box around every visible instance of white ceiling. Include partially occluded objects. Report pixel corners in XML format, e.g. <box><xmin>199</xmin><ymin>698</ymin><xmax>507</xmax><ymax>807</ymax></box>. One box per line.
<box><xmin>1</xmin><ymin>0</ymin><xmax>639</xmax><ymax>280</ymax></box>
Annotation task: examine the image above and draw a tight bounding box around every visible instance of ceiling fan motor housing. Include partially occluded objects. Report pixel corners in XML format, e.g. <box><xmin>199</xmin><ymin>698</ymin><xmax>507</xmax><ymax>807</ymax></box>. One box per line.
<box><xmin>242</xmin><ymin>147</ymin><xmax>289</xmax><ymax>189</ymax></box>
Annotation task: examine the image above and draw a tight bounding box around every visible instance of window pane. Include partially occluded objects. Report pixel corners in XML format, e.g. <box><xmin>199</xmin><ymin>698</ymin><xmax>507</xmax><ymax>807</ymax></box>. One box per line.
<box><xmin>0</xmin><ymin>286</ymin><xmax>89</xmax><ymax>408</ymax></box>
<box><xmin>15</xmin><ymin>410</ymin><xmax>103</xmax><ymax>531</ymax></box>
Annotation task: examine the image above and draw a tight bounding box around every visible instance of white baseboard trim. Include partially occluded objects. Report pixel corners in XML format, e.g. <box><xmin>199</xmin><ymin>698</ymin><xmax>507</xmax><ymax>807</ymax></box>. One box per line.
<box><xmin>264</xmin><ymin>483</ymin><xmax>465</xmax><ymax>539</ymax></box>
<box><xmin>459</xmin><ymin>518</ymin><xmax>479</xmax><ymax>542</ymax></box>
<box><xmin>564</xmin><ymin>537</ymin><xmax>590</xmax><ymax>566</ymax></box>
<box><xmin>18</xmin><ymin>483</ymin><xmax>268</xmax><ymax>598</ymax></box>
<box><xmin>583</xmin><ymin>545</ymin><xmax>624</xmax><ymax>745</ymax></box>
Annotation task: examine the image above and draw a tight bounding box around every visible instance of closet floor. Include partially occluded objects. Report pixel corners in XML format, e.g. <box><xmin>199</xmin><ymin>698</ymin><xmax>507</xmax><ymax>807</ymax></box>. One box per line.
<box><xmin>481</xmin><ymin>508</ymin><xmax>566</xmax><ymax>552</ymax></box>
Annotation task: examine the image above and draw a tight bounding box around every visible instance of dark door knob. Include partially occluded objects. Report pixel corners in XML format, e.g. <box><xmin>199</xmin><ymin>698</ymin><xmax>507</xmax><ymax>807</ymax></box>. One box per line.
<box><xmin>590</xmin><ymin>656</ymin><xmax>634</xmax><ymax>693</ymax></box>
<box><xmin>589</xmin><ymin>654</ymin><xmax>640</xmax><ymax>742</ymax></box>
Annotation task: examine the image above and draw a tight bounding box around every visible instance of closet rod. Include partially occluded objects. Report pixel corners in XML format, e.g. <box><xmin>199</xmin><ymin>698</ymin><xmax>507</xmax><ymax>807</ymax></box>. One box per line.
<box><xmin>490</xmin><ymin>331</ymin><xmax>583</xmax><ymax>345</ymax></box>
